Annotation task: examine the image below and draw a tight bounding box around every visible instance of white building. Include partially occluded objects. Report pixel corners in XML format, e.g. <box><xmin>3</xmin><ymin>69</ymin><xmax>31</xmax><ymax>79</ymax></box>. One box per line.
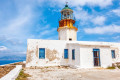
<box><xmin>26</xmin><ymin>4</ymin><xmax>120</xmax><ymax>68</ymax></box>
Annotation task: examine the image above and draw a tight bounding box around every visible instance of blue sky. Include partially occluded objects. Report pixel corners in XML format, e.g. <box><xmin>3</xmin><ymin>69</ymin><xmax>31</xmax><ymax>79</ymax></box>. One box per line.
<box><xmin>0</xmin><ymin>0</ymin><xmax>120</xmax><ymax>56</ymax></box>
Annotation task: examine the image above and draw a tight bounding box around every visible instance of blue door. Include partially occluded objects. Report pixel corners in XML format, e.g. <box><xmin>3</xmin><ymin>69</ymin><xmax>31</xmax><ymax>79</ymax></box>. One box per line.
<box><xmin>93</xmin><ymin>49</ymin><xmax>101</xmax><ymax>66</ymax></box>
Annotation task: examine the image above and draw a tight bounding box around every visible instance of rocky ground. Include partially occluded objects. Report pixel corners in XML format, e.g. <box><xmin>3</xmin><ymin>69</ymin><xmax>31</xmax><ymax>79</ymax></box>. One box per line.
<box><xmin>0</xmin><ymin>66</ymin><xmax>15</xmax><ymax>78</ymax></box>
<box><xmin>24</xmin><ymin>66</ymin><xmax>120</xmax><ymax>80</ymax></box>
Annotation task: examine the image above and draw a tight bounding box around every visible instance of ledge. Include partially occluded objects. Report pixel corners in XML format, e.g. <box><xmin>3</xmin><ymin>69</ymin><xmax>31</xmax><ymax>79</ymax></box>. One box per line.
<box><xmin>0</xmin><ymin>65</ymin><xmax>22</xmax><ymax>80</ymax></box>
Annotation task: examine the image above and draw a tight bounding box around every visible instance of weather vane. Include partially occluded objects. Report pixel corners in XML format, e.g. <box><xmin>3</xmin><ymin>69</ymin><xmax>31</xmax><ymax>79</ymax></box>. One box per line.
<box><xmin>66</xmin><ymin>2</ymin><xmax>68</xmax><ymax>5</ymax></box>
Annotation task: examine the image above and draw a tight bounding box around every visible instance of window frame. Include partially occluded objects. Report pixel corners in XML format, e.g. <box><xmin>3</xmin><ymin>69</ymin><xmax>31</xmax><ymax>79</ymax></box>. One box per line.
<box><xmin>39</xmin><ymin>48</ymin><xmax>45</xmax><ymax>59</ymax></box>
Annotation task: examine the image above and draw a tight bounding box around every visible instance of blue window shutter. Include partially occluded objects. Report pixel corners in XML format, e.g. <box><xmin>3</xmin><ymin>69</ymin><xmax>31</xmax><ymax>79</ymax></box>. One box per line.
<box><xmin>39</xmin><ymin>48</ymin><xmax>45</xmax><ymax>59</ymax></box>
<box><xmin>72</xmin><ymin>49</ymin><xmax>75</xmax><ymax>60</ymax></box>
<box><xmin>64</xmin><ymin>49</ymin><xmax>68</xmax><ymax>59</ymax></box>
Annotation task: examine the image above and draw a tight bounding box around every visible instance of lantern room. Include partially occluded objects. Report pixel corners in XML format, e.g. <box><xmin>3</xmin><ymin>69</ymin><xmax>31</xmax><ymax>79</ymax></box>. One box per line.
<box><xmin>61</xmin><ymin>4</ymin><xmax>73</xmax><ymax>20</ymax></box>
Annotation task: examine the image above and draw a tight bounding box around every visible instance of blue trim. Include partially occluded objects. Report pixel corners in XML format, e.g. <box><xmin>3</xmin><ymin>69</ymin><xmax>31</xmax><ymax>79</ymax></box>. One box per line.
<box><xmin>93</xmin><ymin>49</ymin><xmax>100</xmax><ymax>51</ymax></box>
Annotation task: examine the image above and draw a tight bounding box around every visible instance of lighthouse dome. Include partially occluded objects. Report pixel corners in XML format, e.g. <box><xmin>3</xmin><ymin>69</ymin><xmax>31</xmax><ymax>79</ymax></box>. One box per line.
<box><xmin>62</xmin><ymin>4</ymin><xmax>72</xmax><ymax>11</ymax></box>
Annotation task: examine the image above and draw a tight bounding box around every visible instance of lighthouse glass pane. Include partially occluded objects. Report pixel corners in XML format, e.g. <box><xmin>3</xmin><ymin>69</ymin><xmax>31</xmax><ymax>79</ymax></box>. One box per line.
<box><xmin>39</xmin><ymin>48</ymin><xmax>45</xmax><ymax>59</ymax></box>
<box><xmin>64</xmin><ymin>49</ymin><xmax>68</xmax><ymax>59</ymax></box>
<box><xmin>111</xmin><ymin>50</ymin><xmax>115</xmax><ymax>58</ymax></box>
<box><xmin>72</xmin><ymin>49</ymin><xmax>75</xmax><ymax>60</ymax></box>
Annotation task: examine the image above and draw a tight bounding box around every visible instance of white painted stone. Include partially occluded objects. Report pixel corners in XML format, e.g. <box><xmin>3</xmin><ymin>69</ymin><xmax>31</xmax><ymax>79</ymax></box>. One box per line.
<box><xmin>0</xmin><ymin>65</ymin><xmax>22</xmax><ymax>80</ymax></box>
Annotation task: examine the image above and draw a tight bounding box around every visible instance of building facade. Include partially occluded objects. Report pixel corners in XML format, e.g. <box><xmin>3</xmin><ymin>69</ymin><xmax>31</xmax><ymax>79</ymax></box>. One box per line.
<box><xmin>26</xmin><ymin>4</ymin><xmax>120</xmax><ymax>68</ymax></box>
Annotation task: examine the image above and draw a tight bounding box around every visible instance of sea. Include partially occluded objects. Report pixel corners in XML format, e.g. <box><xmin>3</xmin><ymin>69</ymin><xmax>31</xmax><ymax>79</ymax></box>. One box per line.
<box><xmin>0</xmin><ymin>60</ymin><xmax>25</xmax><ymax>65</ymax></box>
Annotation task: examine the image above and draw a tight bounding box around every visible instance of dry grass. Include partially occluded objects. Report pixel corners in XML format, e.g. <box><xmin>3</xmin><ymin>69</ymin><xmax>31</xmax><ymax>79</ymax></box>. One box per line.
<box><xmin>0</xmin><ymin>66</ymin><xmax>15</xmax><ymax>78</ymax></box>
<box><xmin>118</xmin><ymin>66</ymin><xmax>120</xmax><ymax>69</ymax></box>
<box><xmin>16</xmin><ymin>69</ymin><xmax>31</xmax><ymax>80</ymax></box>
<box><xmin>7</xmin><ymin>62</ymin><xmax>26</xmax><ymax>68</ymax></box>
<box><xmin>107</xmin><ymin>66</ymin><xmax>115</xmax><ymax>69</ymax></box>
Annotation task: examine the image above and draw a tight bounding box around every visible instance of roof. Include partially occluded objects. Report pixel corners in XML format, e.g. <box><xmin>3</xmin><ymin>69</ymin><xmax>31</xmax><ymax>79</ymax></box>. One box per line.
<box><xmin>62</xmin><ymin>4</ymin><xmax>72</xmax><ymax>10</ymax></box>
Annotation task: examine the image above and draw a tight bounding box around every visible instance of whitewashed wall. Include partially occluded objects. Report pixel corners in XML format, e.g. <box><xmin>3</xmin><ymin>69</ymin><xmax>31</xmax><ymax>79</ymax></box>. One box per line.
<box><xmin>67</xmin><ymin>43</ymin><xmax>80</xmax><ymax>68</ymax></box>
<box><xmin>26</xmin><ymin>39</ymin><xmax>120</xmax><ymax>68</ymax></box>
<box><xmin>79</xmin><ymin>45</ymin><xmax>112</xmax><ymax>68</ymax></box>
<box><xmin>26</xmin><ymin>39</ymin><xmax>69</xmax><ymax>67</ymax></box>
<box><xmin>110</xmin><ymin>43</ymin><xmax>120</xmax><ymax>63</ymax></box>
<box><xmin>58</xmin><ymin>27</ymin><xmax>77</xmax><ymax>41</ymax></box>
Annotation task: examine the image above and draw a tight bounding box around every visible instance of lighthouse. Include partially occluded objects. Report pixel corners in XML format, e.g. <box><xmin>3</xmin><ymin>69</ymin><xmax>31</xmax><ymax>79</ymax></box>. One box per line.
<box><xmin>57</xmin><ymin>3</ymin><xmax>78</xmax><ymax>41</ymax></box>
<box><xmin>26</xmin><ymin>3</ymin><xmax>120</xmax><ymax>69</ymax></box>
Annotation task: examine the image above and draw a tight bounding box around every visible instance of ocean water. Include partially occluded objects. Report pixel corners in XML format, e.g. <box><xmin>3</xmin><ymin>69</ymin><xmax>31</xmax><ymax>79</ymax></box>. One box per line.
<box><xmin>0</xmin><ymin>60</ymin><xmax>25</xmax><ymax>65</ymax></box>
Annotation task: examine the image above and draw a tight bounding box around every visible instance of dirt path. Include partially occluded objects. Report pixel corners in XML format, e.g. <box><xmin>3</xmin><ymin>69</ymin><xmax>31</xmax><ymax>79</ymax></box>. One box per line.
<box><xmin>24</xmin><ymin>66</ymin><xmax>120</xmax><ymax>80</ymax></box>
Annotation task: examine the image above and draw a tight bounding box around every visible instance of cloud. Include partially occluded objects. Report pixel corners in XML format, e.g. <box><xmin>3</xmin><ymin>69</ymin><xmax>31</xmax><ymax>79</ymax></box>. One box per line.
<box><xmin>0</xmin><ymin>46</ymin><xmax>7</xmax><ymax>51</ymax></box>
<box><xmin>74</xmin><ymin>6</ymin><xmax>93</xmax><ymax>26</ymax></box>
<box><xmin>50</xmin><ymin>0</ymin><xmax>113</xmax><ymax>8</ymax></box>
<box><xmin>92</xmin><ymin>16</ymin><xmax>106</xmax><ymax>25</ymax></box>
<box><xmin>112</xmin><ymin>8</ymin><xmax>120</xmax><ymax>16</ymax></box>
<box><xmin>40</xmin><ymin>28</ymin><xmax>56</xmax><ymax>36</ymax></box>
<box><xmin>84</xmin><ymin>24</ymin><xmax>120</xmax><ymax>34</ymax></box>
<box><xmin>112</xmin><ymin>36</ymin><xmax>120</xmax><ymax>39</ymax></box>
<box><xmin>0</xmin><ymin>6</ymin><xmax>32</xmax><ymax>35</ymax></box>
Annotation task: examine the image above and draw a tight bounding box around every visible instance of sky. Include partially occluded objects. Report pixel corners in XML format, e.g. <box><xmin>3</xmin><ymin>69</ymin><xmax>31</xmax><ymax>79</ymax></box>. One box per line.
<box><xmin>0</xmin><ymin>0</ymin><xmax>120</xmax><ymax>57</ymax></box>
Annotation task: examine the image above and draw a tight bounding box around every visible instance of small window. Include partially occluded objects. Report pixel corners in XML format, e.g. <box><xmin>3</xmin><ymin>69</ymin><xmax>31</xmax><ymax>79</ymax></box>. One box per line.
<box><xmin>72</xmin><ymin>49</ymin><xmax>75</xmax><ymax>60</ymax></box>
<box><xmin>111</xmin><ymin>50</ymin><xmax>115</xmax><ymax>58</ymax></box>
<box><xmin>64</xmin><ymin>49</ymin><xmax>68</xmax><ymax>59</ymax></box>
<box><xmin>69</xmin><ymin>38</ymin><xmax>72</xmax><ymax>41</ymax></box>
<box><xmin>39</xmin><ymin>48</ymin><xmax>45</xmax><ymax>59</ymax></box>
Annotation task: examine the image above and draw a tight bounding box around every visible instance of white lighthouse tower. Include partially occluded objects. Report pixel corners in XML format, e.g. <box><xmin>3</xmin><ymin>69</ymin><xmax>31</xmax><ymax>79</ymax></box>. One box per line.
<box><xmin>57</xmin><ymin>4</ymin><xmax>78</xmax><ymax>41</ymax></box>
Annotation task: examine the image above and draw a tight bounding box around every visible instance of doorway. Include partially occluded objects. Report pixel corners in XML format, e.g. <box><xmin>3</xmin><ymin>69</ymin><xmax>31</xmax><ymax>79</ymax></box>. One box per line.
<box><xmin>93</xmin><ymin>49</ymin><xmax>100</xmax><ymax>66</ymax></box>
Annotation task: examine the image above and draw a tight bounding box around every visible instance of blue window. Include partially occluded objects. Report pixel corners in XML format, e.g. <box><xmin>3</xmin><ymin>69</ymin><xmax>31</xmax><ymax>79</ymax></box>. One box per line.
<box><xmin>111</xmin><ymin>50</ymin><xmax>115</xmax><ymax>58</ymax></box>
<box><xmin>72</xmin><ymin>49</ymin><xmax>75</xmax><ymax>60</ymax></box>
<box><xmin>39</xmin><ymin>48</ymin><xmax>45</xmax><ymax>59</ymax></box>
<box><xmin>64</xmin><ymin>49</ymin><xmax>68</xmax><ymax>59</ymax></box>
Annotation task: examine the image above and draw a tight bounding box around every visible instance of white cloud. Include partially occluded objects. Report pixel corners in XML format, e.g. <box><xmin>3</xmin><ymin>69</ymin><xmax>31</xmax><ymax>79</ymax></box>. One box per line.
<box><xmin>0</xmin><ymin>46</ymin><xmax>7</xmax><ymax>51</ymax></box>
<box><xmin>40</xmin><ymin>28</ymin><xmax>56</xmax><ymax>36</ymax></box>
<box><xmin>84</xmin><ymin>25</ymin><xmax>120</xmax><ymax>34</ymax></box>
<box><xmin>92</xmin><ymin>16</ymin><xmax>106</xmax><ymax>25</ymax></box>
<box><xmin>50</xmin><ymin>0</ymin><xmax>113</xmax><ymax>8</ymax></box>
<box><xmin>112</xmin><ymin>8</ymin><xmax>120</xmax><ymax>16</ymax></box>
<box><xmin>112</xmin><ymin>36</ymin><xmax>120</xmax><ymax>39</ymax></box>
<box><xmin>74</xmin><ymin>6</ymin><xmax>93</xmax><ymax>26</ymax></box>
